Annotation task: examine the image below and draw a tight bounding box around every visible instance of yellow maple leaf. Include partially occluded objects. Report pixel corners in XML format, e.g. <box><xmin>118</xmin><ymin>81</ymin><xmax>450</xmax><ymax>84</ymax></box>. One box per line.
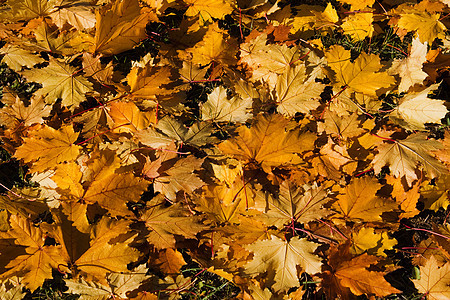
<box><xmin>185</xmin><ymin>22</ymin><xmax>237</xmax><ymax>66</ymax></box>
<box><xmin>94</xmin><ymin>0</ymin><xmax>155</xmax><ymax>55</ymax></box>
<box><xmin>334</xmin><ymin>254</ymin><xmax>401</xmax><ymax>296</ymax></box>
<box><xmin>326</xmin><ymin>45</ymin><xmax>395</xmax><ymax>96</ymax></box>
<box><xmin>341</xmin><ymin>12</ymin><xmax>374</xmax><ymax>41</ymax></box>
<box><xmin>201</xmin><ymin>86</ymin><xmax>252</xmax><ymax>123</ymax></box>
<box><xmin>0</xmin><ymin>44</ymin><xmax>45</xmax><ymax>71</ymax></box>
<box><xmin>245</xmin><ymin>235</ymin><xmax>322</xmax><ymax>292</ymax></box>
<box><xmin>398</xmin><ymin>12</ymin><xmax>446</xmax><ymax>43</ymax></box>
<box><xmin>372</xmin><ymin>132</ymin><xmax>448</xmax><ymax>186</ymax></box>
<box><xmin>414</xmin><ymin>255</ymin><xmax>450</xmax><ymax>299</ymax></box>
<box><xmin>332</xmin><ymin>177</ymin><xmax>397</xmax><ymax>224</ymax></box>
<box><xmin>388</xmin><ymin>83</ymin><xmax>448</xmax><ymax>130</ymax></box>
<box><xmin>0</xmin><ymin>0</ymin><xmax>56</xmax><ymax>21</ymax></box>
<box><xmin>388</xmin><ymin>36</ymin><xmax>429</xmax><ymax>93</ymax></box>
<box><xmin>218</xmin><ymin>114</ymin><xmax>316</xmax><ymax>173</ymax></box>
<box><xmin>14</xmin><ymin>125</ymin><xmax>81</xmax><ymax>173</ymax></box>
<box><xmin>0</xmin><ymin>214</ymin><xmax>66</xmax><ymax>291</ymax></box>
<box><xmin>275</xmin><ymin>65</ymin><xmax>324</xmax><ymax>116</ymax></box>
<box><xmin>338</xmin><ymin>0</ymin><xmax>375</xmax><ymax>10</ymax></box>
<box><xmin>21</xmin><ymin>58</ymin><xmax>93</xmax><ymax>110</ymax></box>
<box><xmin>0</xmin><ymin>95</ymin><xmax>51</xmax><ymax>128</ymax></box>
<box><xmin>108</xmin><ymin>101</ymin><xmax>155</xmax><ymax>133</ymax></box>
<box><xmin>350</xmin><ymin>227</ymin><xmax>397</xmax><ymax>257</ymax></box>
<box><xmin>184</xmin><ymin>0</ymin><xmax>234</xmax><ymax>23</ymax></box>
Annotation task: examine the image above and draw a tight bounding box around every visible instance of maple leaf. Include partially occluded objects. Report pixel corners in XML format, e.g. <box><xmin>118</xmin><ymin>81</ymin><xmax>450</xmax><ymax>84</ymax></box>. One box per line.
<box><xmin>136</xmin><ymin>116</ymin><xmax>217</xmax><ymax>148</ymax></box>
<box><xmin>331</xmin><ymin>177</ymin><xmax>397</xmax><ymax>224</ymax></box>
<box><xmin>82</xmin><ymin>53</ymin><xmax>114</xmax><ymax>85</ymax></box>
<box><xmin>239</xmin><ymin>34</ymin><xmax>303</xmax><ymax>88</ymax></box>
<box><xmin>0</xmin><ymin>0</ymin><xmax>56</xmax><ymax>21</ymax></box>
<box><xmin>154</xmin><ymin>156</ymin><xmax>205</xmax><ymax>200</ymax></box>
<box><xmin>14</xmin><ymin>124</ymin><xmax>81</xmax><ymax>173</ymax></box>
<box><xmin>201</xmin><ymin>86</ymin><xmax>252</xmax><ymax>123</ymax></box>
<box><xmin>258</xmin><ymin>180</ymin><xmax>331</xmax><ymax>228</ymax></box>
<box><xmin>140</xmin><ymin>200</ymin><xmax>206</xmax><ymax>249</ymax></box>
<box><xmin>388</xmin><ymin>83</ymin><xmax>448</xmax><ymax>130</ymax></box>
<box><xmin>184</xmin><ymin>0</ymin><xmax>234</xmax><ymax>23</ymax></box>
<box><xmin>49</xmin><ymin>0</ymin><xmax>96</xmax><ymax>30</ymax></box>
<box><xmin>45</xmin><ymin>214</ymin><xmax>141</xmax><ymax>283</ymax></box>
<box><xmin>0</xmin><ymin>44</ymin><xmax>45</xmax><ymax>71</ymax></box>
<box><xmin>218</xmin><ymin>114</ymin><xmax>315</xmax><ymax>172</ymax></box>
<box><xmin>350</xmin><ymin>227</ymin><xmax>397</xmax><ymax>257</ymax></box>
<box><xmin>244</xmin><ymin>235</ymin><xmax>322</xmax><ymax>292</ymax></box>
<box><xmin>126</xmin><ymin>65</ymin><xmax>175</xmax><ymax>102</ymax></box>
<box><xmin>338</xmin><ymin>0</ymin><xmax>375</xmax><ymax>11</ymax></box>
<box><xmin>388</xmin><ymin>36</ymin><xmax>429</xmax><ymax>93</ymax></box>
<box><xmin>81</xmin><ymin>150</ymin><xmax>149</xmax><ymax>216</ymax></box>
<box><xmin>414</xmin><ymin>255</ymin><xmax>450</xmax><ymax>299</ymax></box>
<box><xmin>386</xmin><ymin>175</ymin><xmax>420</xmax><ymax>219</ymax></box>
<box><xmin>397</xmin><ymin>12</ymin><xmax>446</xmax><ymax>43</ymax></box>
<box><xmin>275</xmin><ymin>64</ymin><xmax>324</xmax><ymax>116</ymax></box>
<box><xmin>372</xmin><ymin>132</ymin><xmax>448</xmax><ymax>185</ymax></box>
<box><xmin>332</xmin><ymin>253</ymin><xmax>401</xmax><ymax>297</ymax></box>
<box><xmin>318</xmin><ymin>111</ymin><xmax>366</xmax><ymax>140</ymax></box>
<box><xmin>0</xmin><ymin>214</ymin><xmax>66</xmax><ymax>291</ymax></box>
<box><xmin>185</xmin><ymin>22</ymin><xmax>237</xmax><ymax>66</ymax></box>
<box><xmin>341</xmin><ymin>12</ymin><xmax>374</xmax><ymax>41</ymax></box>
<box><xmin>0</xmin><ymin>95</ymin><xmax>51</xmax><ymax>128</ymax></box>
<box><xmin>93</xmin><ymin>0</ymin><xmax>155</xmax><ymax>55</ymax></box>
<box><xmin>154</xmin><ymin>249</ymin><xmax>186</xmax><ymax>274</ymax></box>
<box><xmin>108</xmin><ymin>100</ymin><xmax>155</xmax><ymax>133</ymax></box>
<box><xmin>21</xmin><ymin>58</ymin><xmax>93</xmax><ymax>110</ymax></box>
<box><xmin>325</xmin><ymin>45</ymin><xmax>395</xmax><ymax>96</ymax></box>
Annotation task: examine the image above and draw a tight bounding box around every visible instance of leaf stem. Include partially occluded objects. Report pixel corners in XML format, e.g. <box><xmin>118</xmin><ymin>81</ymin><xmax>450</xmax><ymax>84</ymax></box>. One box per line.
<box><xmin>403</xmin><ymin>224</ymin><xmax>450</xmax><ymax>240</ymax></box>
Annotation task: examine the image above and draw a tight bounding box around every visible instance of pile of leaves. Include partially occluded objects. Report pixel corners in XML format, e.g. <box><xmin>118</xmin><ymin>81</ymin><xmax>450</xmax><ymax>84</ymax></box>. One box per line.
<box><xmin>0</xmin><ymin>0</ymin><xmax>450</xmax><ymax>298</ymax></box>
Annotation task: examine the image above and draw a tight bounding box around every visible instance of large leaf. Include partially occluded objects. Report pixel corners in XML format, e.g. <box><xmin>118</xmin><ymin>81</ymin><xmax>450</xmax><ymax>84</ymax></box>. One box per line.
<box><xmin>245</xmin><ymin>235</ymin><xmax>322</xmax><ymax>292</ymax></box>
<box><xmin>218</xmin><ymin>114</ymin><xmax>315</xmax><ymax>172</ymax></box>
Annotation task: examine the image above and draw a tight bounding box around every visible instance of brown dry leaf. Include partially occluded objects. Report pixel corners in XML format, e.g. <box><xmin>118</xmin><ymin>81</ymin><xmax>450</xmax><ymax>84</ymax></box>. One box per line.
<box><xmin>385</xmin><ymin>175</ymin><xmax>420</xmax><ymax>219</ymax></box>
<box><xmin>341</xmin><ymin>12</ymin><xmax>374</xmax><ymax>41</ymax></box>
<box><xmin>201</xmin><ymin>86</ymin><xmax>252</xmax><ymax>123</ymax></box>
<box><xmin>154</xmin><ymin>156</ymin><xmax>205</xmax><ymax>200</ymax></box>
<box><xmin>0</xmin><ymin>44</ymin><xmax>45</xmax><ymax>71</ymax></box>
<box><xmin>319</xmin><ymin>111</ymin><xmax>366</xmax><ymax>140</ymax></box>
<box><xmin>49</xmin><ymin>0</ymin><xmax>96</xmax><ymax>30</ymax></box>
<box><xmin>82</xmin><ymin>53</ymin><xmax>114</xmax><ymax>85</ymax></box>
<box><xmin>244</xmin><ymin>235</ymin><xmax>322</xmax><ymax>292</ymax></box>
<box><xmin>218</xmin><ymin>114</ymin><xmax>315</xmax><ymax>173</ymax></box>
<box><xmin>108</xmin><ymin>101</ymin><xmax>155</xmax><ymax>133</ymax></box>
<box><xmin>81</xmin><ymin>150</ymin><xmax>149</xmax><ymax>216</ymax></box>
<box><xmin>126</xmin><ymin>65</ymin><xmax>175</xmax><ymax>102</ymax></box>
<box><xmin>414</xmin><ymin>255</ymin><xmax>450</xmax><ymax>299</ymax></box>
<box><xmin>0</xmin><ymin>0</ymin><xmax>56</xmax><ymax>21</ymax></box>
